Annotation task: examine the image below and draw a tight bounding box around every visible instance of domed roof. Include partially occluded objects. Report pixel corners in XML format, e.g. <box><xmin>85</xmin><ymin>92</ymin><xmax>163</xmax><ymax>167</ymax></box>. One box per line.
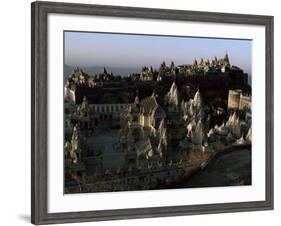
<box><xmin>140</xmin><ymin>96</ymin><xmax>158</xmax><ymax>115</ymax></box>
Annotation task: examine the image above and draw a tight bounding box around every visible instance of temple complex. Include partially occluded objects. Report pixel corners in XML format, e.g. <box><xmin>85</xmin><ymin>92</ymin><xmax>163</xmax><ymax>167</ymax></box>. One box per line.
<box><xmin>63</xmin><ymin>54</ymin><xmax>252</xmax><ymax>193</ymax></box>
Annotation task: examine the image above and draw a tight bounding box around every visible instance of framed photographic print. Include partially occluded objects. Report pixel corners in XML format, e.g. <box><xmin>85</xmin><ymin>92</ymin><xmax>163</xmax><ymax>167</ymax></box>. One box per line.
<box><xmin>31</xmin><ymin>1</ymin><xmax>274</xmax><ymax>225</ymax></box>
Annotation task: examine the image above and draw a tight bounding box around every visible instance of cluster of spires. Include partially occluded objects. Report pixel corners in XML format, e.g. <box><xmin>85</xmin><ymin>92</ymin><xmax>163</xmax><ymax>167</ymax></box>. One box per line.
<box><xmin>191</xmin><ymin>53</ymin><xmax>230</xmax><ymax>67</ymax></box>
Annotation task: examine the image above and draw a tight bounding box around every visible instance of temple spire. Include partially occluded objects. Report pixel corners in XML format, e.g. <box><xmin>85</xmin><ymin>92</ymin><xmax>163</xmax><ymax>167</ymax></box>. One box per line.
<box><xmin>224</xmin><ymin>51</ymin><xmax>230</xmax><ymax>65</ymax></box>
<box><xmin>134</xmin><ymin>89</ymin><xmax>140</xmax><ymax>105</ymax></box>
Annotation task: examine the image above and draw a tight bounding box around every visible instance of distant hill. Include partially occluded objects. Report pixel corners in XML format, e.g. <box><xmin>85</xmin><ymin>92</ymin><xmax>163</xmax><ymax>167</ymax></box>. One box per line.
<box><xmin>64</xmin><ymin>64</ymin><xmax>252</xmax><ymax>86</ymax></box>
<box><xmin>64</xmin><ymin>64</ymin><xmax>140</xmax><ymax>80</ymax></box>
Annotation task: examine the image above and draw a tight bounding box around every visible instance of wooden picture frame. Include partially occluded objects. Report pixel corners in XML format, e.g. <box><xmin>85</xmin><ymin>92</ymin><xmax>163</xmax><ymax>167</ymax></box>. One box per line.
<box><xmin>31</xmin><ymin>1</ymin><xmax>274</xmax><ymax>224</ymax></box>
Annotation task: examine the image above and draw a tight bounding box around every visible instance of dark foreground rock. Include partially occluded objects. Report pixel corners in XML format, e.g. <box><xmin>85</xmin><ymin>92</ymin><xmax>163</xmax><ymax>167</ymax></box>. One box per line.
<box><xmin>167</xmin><ymin>148</ymin><xmax>251</xmax><ymax>189</ymax></box>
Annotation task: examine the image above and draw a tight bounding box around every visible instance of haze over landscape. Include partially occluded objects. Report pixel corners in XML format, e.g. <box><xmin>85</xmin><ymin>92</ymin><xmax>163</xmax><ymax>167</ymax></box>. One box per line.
<box><xmin>64</xmin><ymin>31</ymin><xmax>252</xmax><ymax>79</ymax></box>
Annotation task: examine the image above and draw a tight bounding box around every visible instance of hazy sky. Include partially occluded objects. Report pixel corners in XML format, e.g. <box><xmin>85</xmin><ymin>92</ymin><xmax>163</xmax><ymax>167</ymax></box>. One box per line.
<box><xmin>64</xmin><ymin>31</ymin><xmax>251</xmax><ymax>75</ymax></box>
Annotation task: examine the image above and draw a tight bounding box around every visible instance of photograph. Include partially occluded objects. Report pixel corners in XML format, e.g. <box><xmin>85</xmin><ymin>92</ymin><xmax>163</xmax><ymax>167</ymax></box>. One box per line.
<box><xmin>63</xmin><ymin>31</ymin><xmax>252</xmax><ymax>194</ymax></box>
